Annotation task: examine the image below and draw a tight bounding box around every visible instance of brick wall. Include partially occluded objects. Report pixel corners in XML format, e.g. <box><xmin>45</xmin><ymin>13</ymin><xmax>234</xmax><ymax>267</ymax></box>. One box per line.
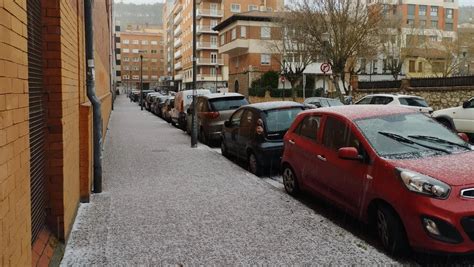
<box><xmin>0</xmin><ymin>1</ymin><xmax>32</xmax><ymax>266</ymax></box>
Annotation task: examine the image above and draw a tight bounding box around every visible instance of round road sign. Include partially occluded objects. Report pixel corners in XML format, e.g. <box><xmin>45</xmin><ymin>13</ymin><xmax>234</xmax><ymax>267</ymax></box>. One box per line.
<box><xmin>321</xmin><ymin>63</ymin><xmax>331</xmax><ymax>74</ymax></box>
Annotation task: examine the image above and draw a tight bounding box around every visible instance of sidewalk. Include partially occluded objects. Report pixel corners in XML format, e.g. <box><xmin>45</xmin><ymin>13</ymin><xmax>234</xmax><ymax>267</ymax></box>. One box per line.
<box><xmin>61</xmin><ymin>96</ymin><xmax>400</xmax><ymax>265</ymax></box>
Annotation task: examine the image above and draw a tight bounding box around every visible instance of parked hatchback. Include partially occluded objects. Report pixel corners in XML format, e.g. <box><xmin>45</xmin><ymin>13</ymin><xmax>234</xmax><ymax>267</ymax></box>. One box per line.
<box><xmin>221</xmin><ymin>101</ymin><xmax>305</xmax><ymax>176</ymax></box>
<box><xmin>303</xmin><ymin>97</ymin><xmax>344</xmax><ymax>108</ymax></box>
<box><xmin>161</xmin><ymin>97</ymin><xmax>175</xmax><ymax>123</ymax></box>
<box><xmin>187</xmin><ymin>93</ymin><xmax>248</xmax><ymax>145</ymax></box>
<box><xmin>282</xmin><ymin>105</ymin><xmax>473</xmax><ymax>255</ymax></box>
<box><xmin>355</xmin><ymin>94</ymin><xmax>433</xmax><ymax>114</ymax></box>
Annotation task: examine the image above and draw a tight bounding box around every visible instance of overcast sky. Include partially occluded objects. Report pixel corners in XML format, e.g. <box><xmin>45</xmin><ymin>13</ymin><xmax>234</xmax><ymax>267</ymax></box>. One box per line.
<box><xmin>117</xmin><ymin>0</ymin><xmax>473</xmax><ymax>5</ymax></box>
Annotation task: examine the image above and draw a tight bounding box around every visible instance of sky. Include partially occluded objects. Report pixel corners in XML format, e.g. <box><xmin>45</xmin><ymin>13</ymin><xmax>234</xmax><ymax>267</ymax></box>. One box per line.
<box><xmin>117</xmin><ymin>0</ymin><xmax>473</xmax><ymax>5</ymax></box>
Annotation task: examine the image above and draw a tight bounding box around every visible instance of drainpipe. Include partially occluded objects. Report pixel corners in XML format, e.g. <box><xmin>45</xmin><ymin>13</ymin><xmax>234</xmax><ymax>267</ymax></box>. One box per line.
<box><xmin>108</xmin><ymin>0</ymin><xmax>115</xmax><ymax>110</ymax></box>
<box><xmin>85</xmin><ymin>0</ymin><xmax>103</xmax><ymax>193</ymax></box>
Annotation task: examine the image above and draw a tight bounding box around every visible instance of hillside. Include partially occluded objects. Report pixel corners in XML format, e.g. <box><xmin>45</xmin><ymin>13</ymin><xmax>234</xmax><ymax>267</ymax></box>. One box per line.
<box><xmin>114</xmin><ymin>2</ymin><xmax>164</xmax><ymax>27</ymax></box>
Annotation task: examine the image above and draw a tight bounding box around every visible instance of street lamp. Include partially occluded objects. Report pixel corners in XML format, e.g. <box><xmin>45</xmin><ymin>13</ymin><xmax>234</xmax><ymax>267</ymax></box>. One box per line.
<box><xmin>191</xmin><ymin>0</ymin><xmax>198</xmax><ymax>148</ymax></box>
<box><xmin>321</xmin><ymin>32</ymin><xmax>330</xmax><ymax>97</ymax></box>
<box><xmin>215</xmin><ymin>64</ymin><xmax>219</xmax><ymax>93</ymax></box>
<box><xmin>139</xmin><ymin>54</ymin><xmax>144</xmax><ymax>110</ymax></box>
<box><xmin>282</xmin><ymin>59</ymin><xmax>286</xmax><ymax>101</ymax></box>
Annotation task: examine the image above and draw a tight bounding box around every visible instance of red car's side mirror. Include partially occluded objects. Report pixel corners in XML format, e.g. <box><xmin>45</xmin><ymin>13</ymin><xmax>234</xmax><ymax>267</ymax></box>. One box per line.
<box><xmin>338</xmin><ymin>147</ymin><xmax>361</xmax><ymax>160</ymax></box>
<box><xmin>458</xmin><ymin>133</ymin><xmax>470</xmax><ymax>143</ymax></box>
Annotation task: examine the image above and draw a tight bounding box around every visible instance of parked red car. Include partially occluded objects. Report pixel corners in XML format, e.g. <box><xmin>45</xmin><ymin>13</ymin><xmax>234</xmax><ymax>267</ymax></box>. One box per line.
<box><xmin>281</xmin><ymin>105</ymin><xmax>474</xmax><ymax>255</ymax></box>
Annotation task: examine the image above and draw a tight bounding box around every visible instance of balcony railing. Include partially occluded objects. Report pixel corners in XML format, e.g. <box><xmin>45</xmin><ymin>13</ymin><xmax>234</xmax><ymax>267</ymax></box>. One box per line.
<box><xmin>174</xmin><ymin>39</ymin><xmax>182</xmax><ymax>48</ymax></box>
<box><xmin>197</xmin><ymin>58</ymin><xmax>224</xmax><ymax>65</ymax></box>
<box><xmin>196</xmin><ymin>25</ymin><xmax>218</xmax><ymax>34</ymax></box>
<box><xmin>173</xmin><ymin>13</ymin><xmax>182</xmax><ymax>26</ymax></box>
<box><xmin>174</xmin><ymin>50</ymin><xmax>182</xmax><ymax>59</ymax></box>
<box><xmin>196</xmin><ymin>9</ymin><xmax>223</xmax><ymax>18</ymax></box>
<box><xmin>196</xmin><ymin>41</ymin><xmax>218</xmax><ymax>50</ymax></box>
<box><xmin>174</xmin><ymin>62</ymin><xmax>182</xmax><ymax>70</ymax></box>
<box><xmin>174</xmin><ymin>26</ymin><xmax>182</xmax><ymax>36</ymax></box>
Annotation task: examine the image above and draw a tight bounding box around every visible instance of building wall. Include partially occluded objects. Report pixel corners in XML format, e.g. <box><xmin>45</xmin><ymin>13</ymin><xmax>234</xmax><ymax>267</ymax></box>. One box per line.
<box><xmin>0</xmin><ymin>1</ymin><xmax>31</xmax><ymax>266</ymax></box>
<box><xmin>1</xmin><ymin>0</ymin><xmax>112</xmax><ymax>265</ymax></box>
<box><xmin>119</xmin><ymin>31</ymin><xmax>165</xmax><ymax>89</ymax></box>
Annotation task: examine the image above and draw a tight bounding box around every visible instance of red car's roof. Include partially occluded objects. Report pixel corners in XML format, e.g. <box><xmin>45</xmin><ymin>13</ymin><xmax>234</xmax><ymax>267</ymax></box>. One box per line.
<box><xmin>301</xmin><ymin>105</ymin><xmax>416</xmax><ymax>120</ymax></box>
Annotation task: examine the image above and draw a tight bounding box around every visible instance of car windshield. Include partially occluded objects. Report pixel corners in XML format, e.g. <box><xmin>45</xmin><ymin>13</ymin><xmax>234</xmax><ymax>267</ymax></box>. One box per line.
<box><xmin>210</xmin><ymin>97</ymin><xmax>249</xmax><ymax>111</ymax></box>
<box><xmin>398</xmin><ymin>97</ymin><xmax>429</xmax><ymax>107</ymax></box>
<box><xmin>327</xmin><ymin>99</ymin><xmax>343</xmax><ymax>106</ymax></box>
<box><xmin>356</xmin><ymin>113</ymin><xmax>470</xmax><ymax>159</ymax></box>
<box><xmin>264</xmin><ymin>107</ymin><xmax>303</xmax><ymax>133</ymax></box>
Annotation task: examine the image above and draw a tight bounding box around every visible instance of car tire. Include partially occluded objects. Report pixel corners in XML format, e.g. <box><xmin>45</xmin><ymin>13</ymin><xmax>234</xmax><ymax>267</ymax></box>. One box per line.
<box><xmin>248</xmin><ymin>152</ymin><xmax>262</xmax><ymax>177</ymax></box>
<box><xmin>282</xmin><ymin>165</ymin><xmax>300</xmax><ymax>196</ymax></box>
<box><xmin>221</xmin><ymin>139</ymin><xmax>229</xmax><ymax>158</ymax></box>
<box><xmin>199</xmin><ymin>129</ymin><xmax>208</xmax><ymax>145</ymax></box>
<box><xmin>375</xmin><ymin>204</ymin><xmax>409</xmax><ymax>256</ymax></box>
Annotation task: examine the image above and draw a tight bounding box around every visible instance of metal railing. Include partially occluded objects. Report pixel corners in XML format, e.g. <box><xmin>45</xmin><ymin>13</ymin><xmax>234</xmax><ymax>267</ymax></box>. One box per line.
<box><xmin>358</xmin><ymin>80</ymin><xmax>402</xmax><ymax>89</ymax></box>
<box><xmin>196</xmin><ymin>9</ymin><xmax>223</xmax><ymax>17</ymax></box>
<box><xmin>410</xmin><ymin>76</ymin><xmax>474</xmax><ymax>88</ymax></box>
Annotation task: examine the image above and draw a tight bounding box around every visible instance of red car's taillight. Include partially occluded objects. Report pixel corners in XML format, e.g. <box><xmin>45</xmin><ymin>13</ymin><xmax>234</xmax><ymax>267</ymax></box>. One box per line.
<box><xmin>202</xmin><ymin>111</ymin><xmax>219</xmax><ymax>119</ymax></box>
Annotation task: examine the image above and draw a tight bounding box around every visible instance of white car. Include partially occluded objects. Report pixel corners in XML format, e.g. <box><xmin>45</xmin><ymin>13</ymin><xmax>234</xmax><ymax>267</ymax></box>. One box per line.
<box><xmin>355</xmin><ymin>94</ymin><xmax>433</xmax><ymax>114</ymax></box>
<box><xmin>433</xmin><ymin>97</ymin><xmax>474</xmax><ymax>138</ymax></box>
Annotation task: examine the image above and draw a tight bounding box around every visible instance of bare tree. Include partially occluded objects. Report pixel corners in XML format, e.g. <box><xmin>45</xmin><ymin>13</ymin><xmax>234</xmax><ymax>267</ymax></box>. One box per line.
<box><xmin>288</xmin><ymin>0</ymin><xmax>383</xmax><ymax>99</ymax></box>
<box><xmin>421</xmin><ymin>35</ymin><xmax>462</xmax><ymax>78</ymax></box>
<box><xmin>267</xmin><ymin>12</ymin><xmax>314</xmax><ymax>101</ymax></box>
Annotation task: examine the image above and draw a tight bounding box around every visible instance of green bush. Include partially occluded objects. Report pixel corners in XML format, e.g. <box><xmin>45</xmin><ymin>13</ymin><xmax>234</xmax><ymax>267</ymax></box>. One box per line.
<box><xmin>269</xmin><ymin>88</ymin><xmax>292</xmax><ymax>98</ymax></box>
<box><xmin>249</xmin><ymin>86</ymin><xmax>267</xmax><ymax>97</ymax></box>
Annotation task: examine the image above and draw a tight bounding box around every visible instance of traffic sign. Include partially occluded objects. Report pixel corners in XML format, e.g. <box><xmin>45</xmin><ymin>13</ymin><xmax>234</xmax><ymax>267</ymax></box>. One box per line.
<box><xmin>280</xmin><ymin>76</ymin><xmax>285</xmax><ymax>83</ymax></box>
<box><xmin>321</xmin><ymin>63</ymin><xmax>331</xmax><ymax>74</ymax></box>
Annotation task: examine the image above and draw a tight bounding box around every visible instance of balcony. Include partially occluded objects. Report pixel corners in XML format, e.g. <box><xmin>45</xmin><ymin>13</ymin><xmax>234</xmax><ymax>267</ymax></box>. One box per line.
<box><xmin>174</xmin><ymin>38</ymin><xmax>182</xmax><ymax>48</ymax></box>
<box><xmin>196</xmin><ymin>25</ymin><xmax>218</xmax><ymax>35</ymax></box>
<box><xmin>174</xmin><ymin>4</ymin><xmax>182</xmax><ymax>15</ymax></box>
<box><xmin>196</xmin><ymin>9</ymin><xmax>223</xmax><ymax>18</ymax></box>
<box><xmin>174</xmin><ymin>25</ymin><xmax>182</xmax><ymax>36</ymax></box>
<box><xmin>174</xmin><ymin>62</ymin><xmax>182</xmax><ymax>70</ymax></box>
<box><xmin>196</xmin><ymin>58</ymin><xmax>224</xmax><ymax>66</ymax></box>
<box><xmin>174</xmin><ymin>50</ymin><xmax>182</xmax><ymax>59</ymax></box>
<box><xmin>173</xmin><ymin>13</ymin><xmax>182</xmax><ymax>26</ymax></box>
<box><xmin>196</xmin><ymin>41</ymin><xmax>218</xmax><ymax>50</ymax></box>
<box><xmin>196</xmin><ymin>74</ymin><xmax>224</xmax><ymax>82</ymax></box>
<box><xmin>174</xmin><ymin>73</ymin><xmax>183</xmax><ymax>80</ymax></box>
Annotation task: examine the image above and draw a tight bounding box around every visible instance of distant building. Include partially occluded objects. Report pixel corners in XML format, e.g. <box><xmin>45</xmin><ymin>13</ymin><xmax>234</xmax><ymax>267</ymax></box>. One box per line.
<box><xmin>363</xmin><ymin>0</ymin><xmax>459</xmax><ymax>80</ymax></box>
<box><xmin>114</xmin><ymin>26</ymin><xmax>166</xmax><ymax>90</ymax></box>
<box><xmin>164</xmin><ymin>0</ymin><xmax>284</xmax><ymax>91</ymax></box>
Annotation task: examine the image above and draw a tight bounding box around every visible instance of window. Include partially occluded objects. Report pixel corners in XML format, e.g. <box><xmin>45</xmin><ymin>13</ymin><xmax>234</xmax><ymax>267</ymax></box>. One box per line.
<box><xmin>123</xmin><ymin>66</ymin><xmax>130</xmax><ymax>71</ymax></box>
<box><xmin>420</xmin><ymin>20</ymin><xmax>426</xmax><ymax>28</ymax></box>
<box><xmin>132</xmin><ymin>49</ymin><xmax>139</xmax><ymax>53</ymax></box>
<box><xmin>408</xmin><ymin>4</ymin><xmax>415</xmax><ymax>16</ymax></box>
<box><xmin>418</xmin><ymin>62</ymin><xmax>423</xmax><ymax>72</ymax></box>
<box><xmin>210</xmin><ymin>67</ymin><xmax>216</xmax><ymax>76</ymax></box>
<box><xmin>431</xmin><ymin>20</ymin><xmax>438</xmax><ymax>29</ymax></box>
<box><xmin>123</xmin><ymin>39</ymin><xmax>130</xmax><ymax>44</ymax></box>
<box><xmin>261</xmin><ymin>54</ymin><xmax>271</xmax><ymax>65</ymax></box>
<box><xmin>430</xmin><ymin>35</ymin><xmax>437</xmax><ymax>42</ymax></box>
<box><xmin>409</xmin><ymin>60</ymin><xmax>416</xmax><ymax>72</ymax></box>
<box><xmin>398</xmin><ymin>98</ymin><xmax>429</xmax><ymax>107</ymax></box>
<box><xmin>248</xmin><ymin>5</ymin><xmax>258</xmax><ymax>11</ymax></box>
<box><xmin>231</xmin><ymin>3</ymin><xmax>240</xmax><ymax>13</ymax></box>
<box><xmin>430</xmin><ymin>6</ymin><xmax>438</xmax><ymax>17</ymax></box>
<box><xmin>407</xmin><ymin>19</ymin><xmax>414</xmax><ymax>26</ymax></box>
<box><xmin>356</xmin><ymin>96</ymin><xmax>372</xmax><ymax>105</ymax></box>
<box><xmin>132</xmin><ymin>40</ymin><xmax>139</xmax><ymax>44</ymax></box>
<box><xmin>419</xmin><ymin>5</ymin><xmax>427</xmax><ymax>16</ymax></box>
<box><xmin>151</xmin><ymin>41</ymin><xmax>158</xmax><ymax>45</ymax></box>
<box><xmin>123</xmin><ymin>48</ymin><xmax>130</xmax><ymax>53</ymax></box>
<box><xmin>211</xmin><ymin>53</ymin><xmax>217</xmax><ymax>64</ymax></box>
<box><xmin>132</xmin><ymin>66</ymin><xmax>139</xmax><ymax>71</ymax></box>
<box><xmin>151</xmin><ymin>50</ymin><xmax>158</xmax><ymax>54</ymax></box>
<box><xmin>372</xmin><ymin>96</ymin><xmax>393</xmax><ymax>105</ymax></box>
<box><xmin>230</xmin><ymin>109</ymin><xmax>244</xmax><ymax>126</ymax></box>
<box><xmin>445</xmin><ymin>23</ymin><xmax>453</xmax><ymax>31</ymax></box>
<box><xmin>261</xmin><ymin>26</ymin><xmax>271</xmax><ymax>39</ymax></box>
<box><xmin>446</xmin><ymin>9</ymin><xmax>453</xmax><ymax>19</ymax></box>
<box><xmin>231</xmin><ymin>28</ymin><xmax>237</xmax><ymax>40</ymax></box>
<box><xmin>211</xmin><ymin>36</ymin><xmax>217</xmax><ymax>46</ymax></box>
<box><xmin>133</xmin><ymin>57</ymin><xmax>140</xmax><ymax>62</ymax></box>
<box><xmin>296</xmin><ymin>116</ymin><xmax>321</xmax><ymax>141</ymax></box>
<box><xmin>220</xmin><ymin>34</ymin><xmax>225</xmax><ymax>45</ymax></box>
<box><xmin>240</xmin><ymin>26</ymin><xmax>246</xmax><ymax>38</ymax></box>
<box><xmin>123</xmin><ymin>57</ymin><xmax>129</xmax><ymax>62</ymax></box>
<box><xmin>322</xmin><ymin>117</ymin><xmax>360</xmax><ymax>151</ymax></box>
<box><xmin>141</xmin><ymin>40</ymin><xmax>148</xmax><ymax>45</ymax></box>
<box><xmin>151</xmin><ymin>58</ymin><xmax>158</xmax><ymax>63</ymax></box>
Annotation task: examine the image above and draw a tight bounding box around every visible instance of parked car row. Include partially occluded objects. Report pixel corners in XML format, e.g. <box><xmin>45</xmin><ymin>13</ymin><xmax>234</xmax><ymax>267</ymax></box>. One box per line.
<box><xmin>139</xmin><ymin>89</ymin><xmax>474</xmax><ymax>256</ymax></box>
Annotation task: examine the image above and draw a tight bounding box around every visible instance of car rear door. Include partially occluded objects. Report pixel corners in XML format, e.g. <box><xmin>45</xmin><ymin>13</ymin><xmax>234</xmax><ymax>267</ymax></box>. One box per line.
<box><xmin>286</xmin><ymin>114</ymin><xmax>322</xmax><ymax>189</ymax></box>
<box><xmin>453</xmin><ymin>98</ymin><xmax>474</xmax><ymax>133</ymax></box>
<box><xmin>315</xmin><ymin>115</ymin><xmax>371</xmax><ymax>216</ymax></box>
<box><xmin>224</xmin><ymin>108</ymin><xmax>244</xmax><ymax>155</ymax></box>
<box><xmin>237</xmin><ymin>109</ymin><xmax>255</xmax><ymax>159</ymax></box>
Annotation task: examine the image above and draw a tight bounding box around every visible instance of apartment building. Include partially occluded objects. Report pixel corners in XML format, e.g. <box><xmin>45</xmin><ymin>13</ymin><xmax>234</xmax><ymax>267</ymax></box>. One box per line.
<box><xmin>215</xmin><ymin>11</ymin><xmax>282</xmax><ymax>96</ymax></box>
<box><xmin>166</xmin><ymin>0</ymin><xmax>284</xmax><ymax>91</ymax></box>
<box><xmin>363</xmin><ymin>0</ymin><xmax>459</xmax><ymax>79</ymax></box>
<box><xmin>0</xmin><ymin>1</ymin><xmax>113</xmax><ymax>266</ymax></box>
<box><xmin>116</xmin><ymin>28</ymin><xmax>165</xmax><ymax>90</ymax></box>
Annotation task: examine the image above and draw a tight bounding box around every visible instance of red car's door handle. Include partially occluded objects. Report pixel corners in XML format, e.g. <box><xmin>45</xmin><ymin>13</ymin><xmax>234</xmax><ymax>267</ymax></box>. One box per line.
<box><xmin>288</xmin><ymin>139</ymin><xmax>295</xmax><ymax>145</ymax></box>
<box><xmin>317</xmin><ymin>155</ymin><xmax>327</xmax><ymax>162</ymax></box>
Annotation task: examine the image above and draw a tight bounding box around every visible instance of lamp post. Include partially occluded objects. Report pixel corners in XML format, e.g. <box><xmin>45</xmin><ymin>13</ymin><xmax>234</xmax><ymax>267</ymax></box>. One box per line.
<box><xmin>282</xmin><ymin>59</ymin><xmax>286</xmax><ymax>101</ymax></box>
<box><xmin>191</xmin><ymin>0</ymin><xmax>198</xmax><ymax>148</ymax></box>
<box><xmin>215</xmin><ymin>64</ymin><xmax>219</xmax><ymax>93</ymax></box>
<box><xmin>321</xmin><ymin>32</ymin><xmax>330</xmax><ymax>97</ymax></box>
<box><xmin>139</xmin><ymin>54</ymin><xmax>144</xmax><ymax>110</ymax></box>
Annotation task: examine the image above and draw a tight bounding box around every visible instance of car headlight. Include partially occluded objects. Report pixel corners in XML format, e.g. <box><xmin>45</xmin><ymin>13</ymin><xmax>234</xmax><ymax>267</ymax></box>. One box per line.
<box><xmin>396</xmin><ymin>168</ymin><xmax>451</xmax><ymax>199</ymax></box>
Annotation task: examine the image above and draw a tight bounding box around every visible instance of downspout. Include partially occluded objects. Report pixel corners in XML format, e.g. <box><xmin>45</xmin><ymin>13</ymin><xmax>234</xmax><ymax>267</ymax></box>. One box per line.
<box><xmin>108</xmin><ymin>0</ymin><xmax>115</xmax><ymax>110</ymax></box>
<box><xmin>85</xmin><ymin>0</ymin><xmax>103</xmax><ymax>193</ymax></box>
